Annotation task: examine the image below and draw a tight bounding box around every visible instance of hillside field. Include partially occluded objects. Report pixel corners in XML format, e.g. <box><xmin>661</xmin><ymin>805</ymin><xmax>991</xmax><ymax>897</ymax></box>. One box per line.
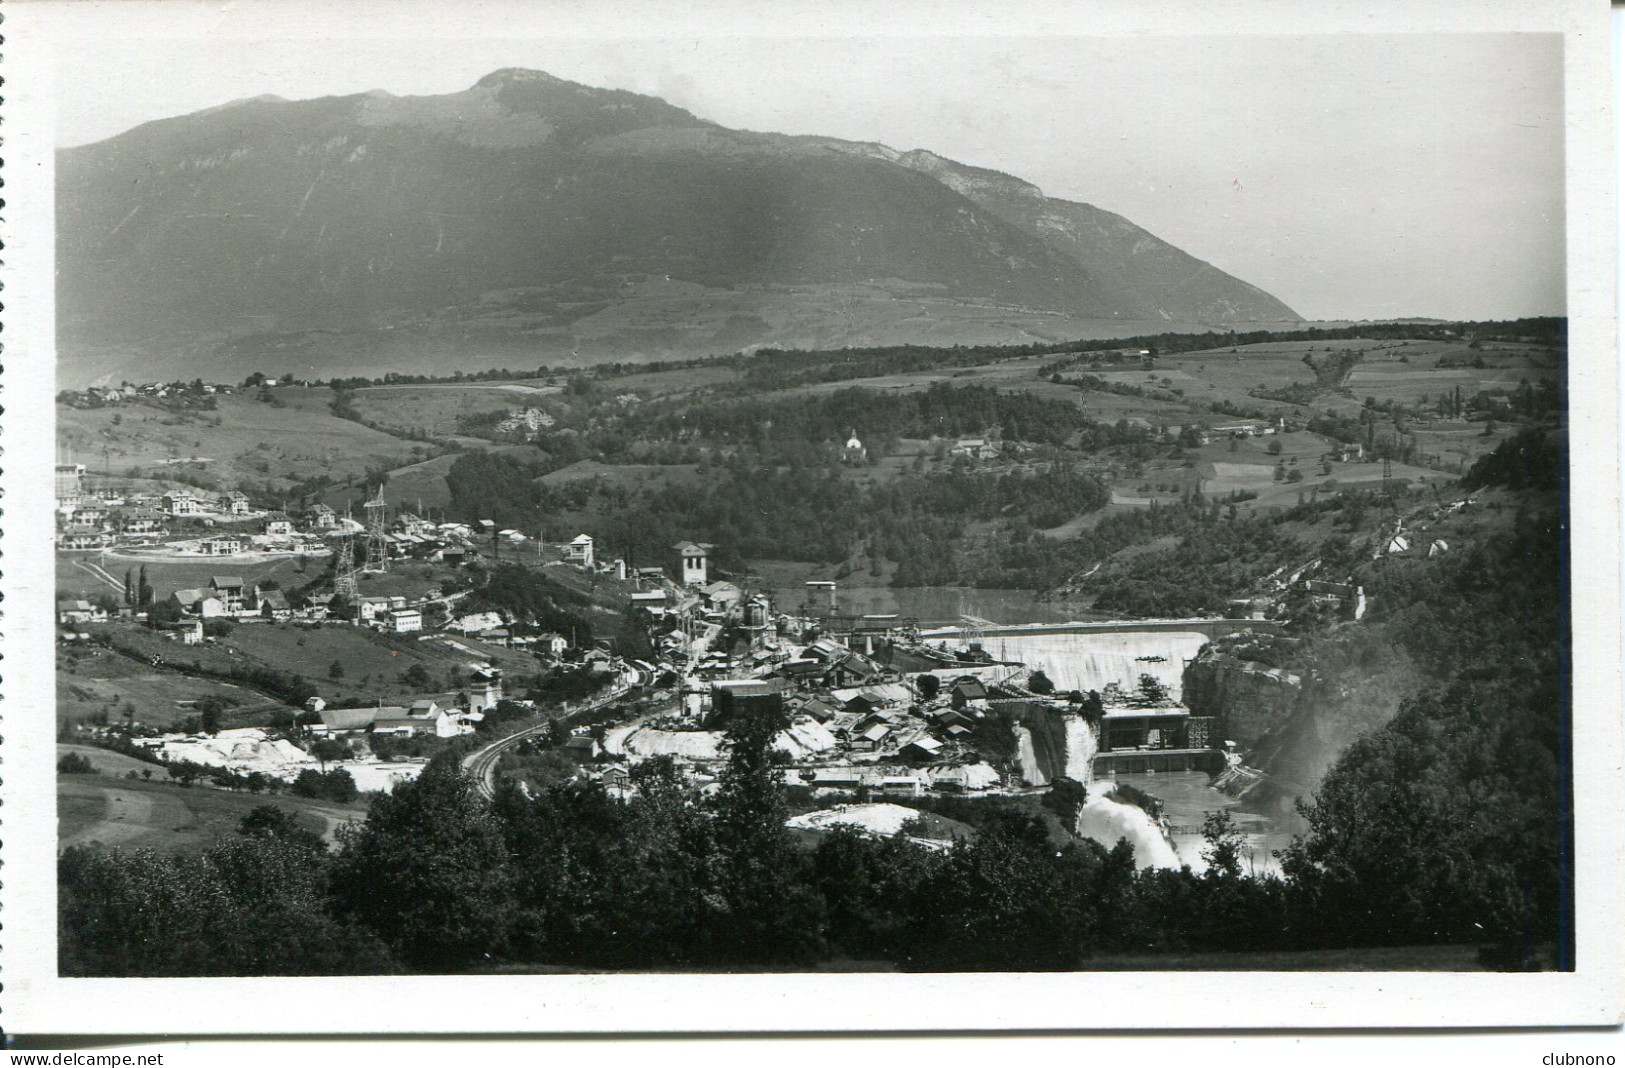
<box><xmin>58</xmin><ymin>759</ymin><xmax>369</xmax><ymax>854</ymax></box>
<box><xmin>58</xmin><ymin>388</ymin><xmax>424</xmax><ymax>491</ymax></box>
<box><xmin>58</xmin><ymin>643</ymin><xmax>298</xmax><ymax>731</ymax></box>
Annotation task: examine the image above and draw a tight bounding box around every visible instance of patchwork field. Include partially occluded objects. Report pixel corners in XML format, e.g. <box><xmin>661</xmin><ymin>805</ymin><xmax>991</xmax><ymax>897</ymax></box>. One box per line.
<box><xmin>58</xmin><ymin>390</ymin><xmax>423</xmax><ymax>492</ymax></box>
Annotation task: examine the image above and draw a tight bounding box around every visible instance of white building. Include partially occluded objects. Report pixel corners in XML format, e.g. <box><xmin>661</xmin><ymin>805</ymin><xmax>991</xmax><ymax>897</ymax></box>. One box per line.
<box><xmin>674</xmin><ymin>540</ymin><xmax>712</xmax><ymax>586</ymax></box>
<box><xmin>163</xmin><ymin>490</ymin><xmax>203</xmax><ymax>517</ymax></box>
<box><xmin>388</xmin><ymin>608</ymin><xmax>423</xmax><ymax>634</ymax></box>
<box><xmin>566</xmin><ymin>534</ymin><xmax>595</xmax><ymax>569</ymax></box>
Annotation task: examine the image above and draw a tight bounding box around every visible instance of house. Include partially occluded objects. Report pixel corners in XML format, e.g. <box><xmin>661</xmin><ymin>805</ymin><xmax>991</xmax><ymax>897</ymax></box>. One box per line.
<box><xmin>707</xmin><ymin>680</ymin><xmax>789</xmax><ymax>729</ymax></box>
<box><xmin>563</xmin><ymin>735</ymin><xmax>602</xmax><ymax>763</ymax></box>
<box><xmin>534</xmin><ymin>632</ymin><xmax>569</xmax><ymax>658</ymax></box>
<box><xmin>393</xmin><ymin>511</ymin><xmax>434</xmax><ymax>536</ymax></box>
<box><xmin>55</xmin><ymin>463</ymin><xmax>86</xmax><ymax>502</ymax></box>
<box><xmin>72</xmin><ymin>506</ymin><xmax>111</xmax><ymax>529</ymax></box>
<box><xmin>950</xmin><ymin>676</ymin><xmax>989</xmax><ymax>709</ymax></box>
<box><xmin>950</xmin><ymin>438</ymin><xmax>1000</xmax><ymax>460</ymax></box>
<box><xmin>379</xmin><ymin>703</ymin><xmax>471</xmax><ymax>738</ymax></box>
<box><xmin>368</xmin><ymin>708</ymin><xmax>423</xmax><ymax>736</ymax></box>
<box><xmin>121</xmin><ymin>511</ymin><xmax>169</xmax><ymax>535</ymax></box>
<box><xmin>58</xmin><ymin>600</ymin><xmax>108</xmax><ymax>625</ymax></box>
<box><xmin>775</xmin><ymin>659</ymin><xmax>828</xmax><ymax>687</ymax></box>
<box><xmin>843</xmin><ymin>693</ymin><xmax>883</xmax><ymax>717</ymax></box>
<box><xmin>166</xmin><ymin>619</ymin><xmax>205</xmax><ymax>645</ymax></box>
<box><xmin>262</xmin><ymin>512</ymin><xmax>295</xmax><ymax>536</ymax></box>
<box><xmin>313</xmin><ymin>707</ymin><xmax>381</xmax><ymax>736</ymax></box>
<box><xmin>899</xmin><ymin>735</ymin><xmax>945</xmax><ymax>763</ymax></box>
<box><xmin>219</xmin><ymin>492</ymin><xmax>252</xmax><ymax>516</ymax></box>
<box><xmin>796</xmin><ymin>697</ymin><xmax>844</xmax><ymax>723</ymax></box>
<box><xmin>495</xmin><ymin>407</ymin><xmax>555</xmax><ymax>437</ymax></box>
<box><xmin>879</xmin><ymin>774</ymin><xmax>926</xmax><ymax>798</ymax></box>
<box><xmin>673</xmin><ymin>541</ymin><xmax>712</xmax><ymax>586</ymax></box>
<box><xmin>305</xmin><ymin>503</ymin><xmax>338</xmax><ymax>530</ymax></box>
<box><xmin>162</xmin><ymin>490</ymin><xmax>203</xmax><ymax>517</ymax></box>
<box><xmin>57</xmin><ymin>531</ymin><xmax>114</xmax><ymax>550</ymax></box>
<box><xmin>930</xmin><ymin>764</ymin><xmax>1001</xmax><ymax>793</ymax></box>
<box><xmin>358</xmin><ymin>596</ymin><xmax>393</xmax><ymax>623</ymax></box>
<box><xmin>851</xmin><ymin>721</ymin><xmax>893</xmax><ymax>752</ymax></box>
<box><xmin>388</xmin><ymin>608</ymin><xmax>423</xmax><ymax>634</ymax></box>
<box><xmin>700</xmin><ymin>581</ymin><xmax>743</xmax><ymax>613</ymax></box>
<box><xmin>826</xmin><ymin>653</ymin><xmax>884</xmax><ymax>689</ymax></box>
<box><xmin>199</xmin><ymin>536</ymin><xmax>244</xmax><ymax>556</ymax></box>
<box><xmin>565</xmin><ymin>534</ymin><xmax>595</xmax><ymax>568</ymax></box>
<box><xmin>258</xmin><ymin>589</ymin><xmax>293</xmax><ymax>621</ymax></box>
<box><xmin>299</xmin><ymin>592</ymin><xmax>335</xmax><ymax>621</ymax></box>
<box><xmin>210</xmin><ymin>576</ymin><xmax>253</xmax><ymax>614</ymax></box>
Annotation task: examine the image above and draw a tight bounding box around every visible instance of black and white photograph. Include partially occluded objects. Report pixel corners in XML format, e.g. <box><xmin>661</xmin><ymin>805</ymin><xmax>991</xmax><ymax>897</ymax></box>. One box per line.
<box><xmin>1</xmin><ymin>0</ymin><xmax>1619</xmax><ymax>1042</ymax></box>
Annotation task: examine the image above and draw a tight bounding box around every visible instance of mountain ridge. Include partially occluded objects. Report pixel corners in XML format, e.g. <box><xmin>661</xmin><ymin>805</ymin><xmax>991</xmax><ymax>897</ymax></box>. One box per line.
<box><xmin>57</xmin><ymin>69</ymin><xmax>1301</xmax><ymax>384</ymax></box>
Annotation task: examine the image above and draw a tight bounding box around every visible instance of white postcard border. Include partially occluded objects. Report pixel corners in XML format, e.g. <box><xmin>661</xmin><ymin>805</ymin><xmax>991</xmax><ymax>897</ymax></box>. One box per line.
<box><xmin>2</xmin><ymin>0</ymin><xmax>1618</xmax><ymax>1034</ymax></box>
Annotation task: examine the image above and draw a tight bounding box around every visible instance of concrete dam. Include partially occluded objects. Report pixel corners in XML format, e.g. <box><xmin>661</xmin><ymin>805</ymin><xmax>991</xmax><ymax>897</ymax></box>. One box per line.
<box><xmin>924</xmin><ymin>619</ymin><xmax>1278</xmax><ymax>702</ymax></box>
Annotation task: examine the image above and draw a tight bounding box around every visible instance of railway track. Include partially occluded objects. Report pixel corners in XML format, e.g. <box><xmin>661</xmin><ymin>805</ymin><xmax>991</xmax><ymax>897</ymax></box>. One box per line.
<box><xmin>460</xmin><ymin>683</ymin><xmax>634</xmax><ymax>800</ymax></box>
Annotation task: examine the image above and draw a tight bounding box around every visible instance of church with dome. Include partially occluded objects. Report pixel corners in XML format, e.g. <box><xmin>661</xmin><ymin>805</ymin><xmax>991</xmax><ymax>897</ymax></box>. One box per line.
<box><xmin>841</xmin><ymin>430</ymin><xmax>868</xmax><ymax>466</ymax></box>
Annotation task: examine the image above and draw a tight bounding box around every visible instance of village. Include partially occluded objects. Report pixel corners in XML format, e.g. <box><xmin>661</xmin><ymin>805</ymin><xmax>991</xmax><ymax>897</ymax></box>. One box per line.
<box><xmin>56</xmin><ymin>421</ymin><xmax>1274</xmax><ymax>847</ymax></box>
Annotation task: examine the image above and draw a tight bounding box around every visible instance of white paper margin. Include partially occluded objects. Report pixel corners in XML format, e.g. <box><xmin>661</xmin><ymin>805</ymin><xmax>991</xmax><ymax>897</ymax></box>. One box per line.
<box><xmin>1</xmin><ymin>0</ymin><xmax>1618</xmax><ymax>1036</ymax></box>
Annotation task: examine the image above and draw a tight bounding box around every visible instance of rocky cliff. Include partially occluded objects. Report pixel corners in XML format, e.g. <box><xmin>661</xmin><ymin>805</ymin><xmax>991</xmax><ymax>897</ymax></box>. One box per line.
<box><xmin>1181</xmin><ymin>634</ymin><xmax>1304</xmax><ymax>748</ymax></box>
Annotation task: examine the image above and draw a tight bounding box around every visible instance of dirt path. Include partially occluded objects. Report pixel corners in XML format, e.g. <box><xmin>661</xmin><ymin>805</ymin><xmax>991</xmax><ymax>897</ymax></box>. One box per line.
<box><xmin>61</xmin><ymin>786</ymin><xmax>179</xmax><ymax>849</ymax></box>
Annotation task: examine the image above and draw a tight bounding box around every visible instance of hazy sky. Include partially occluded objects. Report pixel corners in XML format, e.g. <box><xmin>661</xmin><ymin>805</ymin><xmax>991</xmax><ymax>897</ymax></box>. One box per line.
<box><xmin>34</xmin><ymin>3</ymin><xmax>1567</xmax><ymax>321</ymax></box>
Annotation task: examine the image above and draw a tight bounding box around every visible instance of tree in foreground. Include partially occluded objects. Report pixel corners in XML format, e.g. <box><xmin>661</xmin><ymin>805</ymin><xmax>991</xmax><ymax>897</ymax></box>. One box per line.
<box><xmin>710</xmin><ymin>696</ymin><xmax>825</xmax><ymax>963</ymax></box>
<box><xmin>332</xmin><ymin>756</ymin><xmax>516</xmax><ymax>970</ymax></box>
<box><xmin>59</xmin><ymin>830</ymin><xmax>396</xmax><ymax>976</ymax></box>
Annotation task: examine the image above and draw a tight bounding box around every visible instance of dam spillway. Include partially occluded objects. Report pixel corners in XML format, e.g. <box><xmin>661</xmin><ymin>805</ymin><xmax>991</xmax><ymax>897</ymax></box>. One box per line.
<box><xmin>934</xmin><ymin>630</ymin><xmax>1213</xmax><ymax>700</ymax></box>
<box><xmin>921</xmin><ymin>618</ymin><xmax>1278</xmax><ymax>700</ymax></box>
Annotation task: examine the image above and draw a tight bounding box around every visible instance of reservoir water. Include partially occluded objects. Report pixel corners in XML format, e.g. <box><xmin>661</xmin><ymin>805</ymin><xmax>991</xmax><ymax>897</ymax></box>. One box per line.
<box><xmin>770</xmin><ymin>586</ymin><xmax>1092</xmax><ymax>626</ymax></box>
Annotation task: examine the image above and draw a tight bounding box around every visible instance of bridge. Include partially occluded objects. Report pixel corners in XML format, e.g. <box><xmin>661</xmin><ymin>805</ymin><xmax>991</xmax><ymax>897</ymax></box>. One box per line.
<box><xmin>918</xmin><ymin>617</ymin><xmax>1283</xmax><ymax>641</ymax></box>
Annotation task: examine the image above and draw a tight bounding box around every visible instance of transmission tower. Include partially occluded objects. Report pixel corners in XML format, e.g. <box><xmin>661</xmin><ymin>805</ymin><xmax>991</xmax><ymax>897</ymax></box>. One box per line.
<box><xmin>959</xmin><ymin>614</ymin><xmax>989</xmax><ymax>653</ymax></box>
<box><xmin>333</xmin><ymin>537</ymin><xmax>360</xmax><ymax>602</ymax></box>
<box><xmin>363</xmin><ymin>484</ymin><xmax>391</xmax><ymax>573</ymax></box>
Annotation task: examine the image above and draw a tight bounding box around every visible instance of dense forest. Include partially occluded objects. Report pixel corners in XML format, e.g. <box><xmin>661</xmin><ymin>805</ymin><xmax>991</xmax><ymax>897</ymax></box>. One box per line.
<box><xmin>446</xmin><ymin>441</ymin><xmax>1121</xmax><ymax>588</ymax></box>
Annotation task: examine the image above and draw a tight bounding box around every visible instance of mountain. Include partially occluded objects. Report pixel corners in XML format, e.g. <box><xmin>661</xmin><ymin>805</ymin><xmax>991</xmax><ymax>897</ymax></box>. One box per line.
<box><xmin>57</xmin><ymin>68</ymin><xmax>1301</xmax><ymax>385</ymax></box>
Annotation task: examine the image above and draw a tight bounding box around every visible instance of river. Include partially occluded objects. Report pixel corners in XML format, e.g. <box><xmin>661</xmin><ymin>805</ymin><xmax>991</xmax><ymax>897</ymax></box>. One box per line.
<box><xmin>1103</xmin><ymin>770</ymin><xmax>1305</xmax><ymax>876</ymax></box>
